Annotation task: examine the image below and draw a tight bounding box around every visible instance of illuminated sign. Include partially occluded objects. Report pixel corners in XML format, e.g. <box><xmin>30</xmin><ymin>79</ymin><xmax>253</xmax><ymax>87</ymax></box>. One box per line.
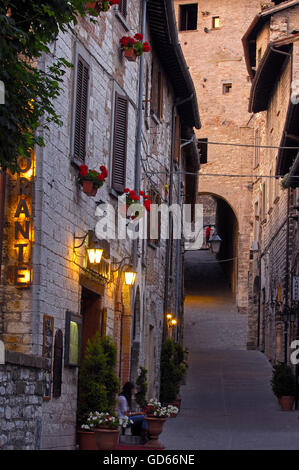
<box><xmin>8</xmin><ymin>155</ymin><xmax>34</xmax><ymax>288</ymax></box>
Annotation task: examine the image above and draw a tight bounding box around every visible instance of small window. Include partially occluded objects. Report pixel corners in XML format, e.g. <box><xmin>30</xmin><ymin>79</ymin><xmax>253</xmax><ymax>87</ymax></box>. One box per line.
<box><xmin>179</xmin><ymin>4</ymin><xmax>198</xmax><ymax>31</ymax></box>
<box><xmin>198</xmin><ymin>138</ymin><xmax>208</xmax><ymax>164</ymax></box>
<box><xmin>151</xmin><ymin>61</ymin><xmax>164</xmax><ymax>121</ymax></box>
<box><xmin>118</xmin><ymin>0</ymin><xmax>127</xmax><ymax>18</ymax></box>
<box><xmin>223</xmin><ymin>82</ymin><xmax>232</xmax><ymax>95</ymax></box>
<box><xmin>212</xmin><ymin>16</ymin><xmax>220</xmax><ymax>29</ymax></box>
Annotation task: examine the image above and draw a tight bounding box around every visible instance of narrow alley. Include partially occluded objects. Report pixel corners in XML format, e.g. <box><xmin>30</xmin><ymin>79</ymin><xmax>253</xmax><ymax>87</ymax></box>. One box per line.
<box><xmin>162</xmin><ymin>250</ymin><xmax>299</xmax><ymax>450</ymax></box>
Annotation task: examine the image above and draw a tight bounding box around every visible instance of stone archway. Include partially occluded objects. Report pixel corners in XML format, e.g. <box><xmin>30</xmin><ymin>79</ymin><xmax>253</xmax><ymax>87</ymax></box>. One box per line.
<box><xmin>198</xmin><ymin>191</ymin><xmax>250</xmax><ymax>313</ymax></box>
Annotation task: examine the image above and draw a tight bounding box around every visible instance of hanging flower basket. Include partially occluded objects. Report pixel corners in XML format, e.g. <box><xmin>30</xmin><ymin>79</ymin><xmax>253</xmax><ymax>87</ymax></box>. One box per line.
<box><xmin>124</xmin><ymin>48</ymin><xmax>137</xmax><ymax>62</ymax></box>
<box><xmin>120</xmin><ymin>34</ymin><xmax>151</xmax><ymax>61</ymax></box>
<box><xmin>78</xmin><ymin>164</ymin><xmax>108</xmax><ymax>197</ymax></box>
<box><xmin>121</xmin><ymin>188</ymin><xmax>152</xmax><ymax>219</ymax></box>
<box><xmin>86</xmin><ymin>0</ymin><xmax>120</xmax><ymax>14</ymax></box>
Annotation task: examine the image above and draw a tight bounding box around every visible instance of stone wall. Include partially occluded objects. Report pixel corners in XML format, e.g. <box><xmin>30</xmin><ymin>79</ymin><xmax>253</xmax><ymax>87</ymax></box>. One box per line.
<box><xmin>0</xmin><ymin>351</ymin><xmax>49</xmax><ymax>450</ymax></box>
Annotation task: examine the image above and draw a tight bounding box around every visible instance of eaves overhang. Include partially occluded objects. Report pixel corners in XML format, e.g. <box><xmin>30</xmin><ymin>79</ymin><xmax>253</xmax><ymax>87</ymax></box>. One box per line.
<box><xmin>147</xmin><ymin>0</ymin><xmax>201</xmax><ymax>129</ymax></box>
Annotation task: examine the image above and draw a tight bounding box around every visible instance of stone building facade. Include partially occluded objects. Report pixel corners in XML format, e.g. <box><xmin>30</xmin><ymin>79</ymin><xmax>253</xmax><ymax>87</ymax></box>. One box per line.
<box><xmin>0</xmin><ymin>1</ymin><xmax>199</xmax><ymax>449</ymax></box>
<box><xmin>243</xmin><ymin>0</ymin><xmax>299</xmax><ymax>363</ymax></box>
<box><xmin>173</xmin><ymin>0</ymin><xmax>262</xmax><ymax>347</ymax></box>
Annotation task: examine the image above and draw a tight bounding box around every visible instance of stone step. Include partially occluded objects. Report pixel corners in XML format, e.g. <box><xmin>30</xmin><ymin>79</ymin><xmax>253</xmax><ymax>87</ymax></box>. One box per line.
<box><xmin>119</xmin><ymin>435</ymin><xmax>142</xmax><ymax>445</ymax></box>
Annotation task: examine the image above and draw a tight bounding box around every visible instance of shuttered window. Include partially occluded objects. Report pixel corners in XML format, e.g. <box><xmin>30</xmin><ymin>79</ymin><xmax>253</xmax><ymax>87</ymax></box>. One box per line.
<box><xmin>118</xmin><ymin>0</ymin><xmax>127</xmax><ymax>18</ymax></box>
<box><xmin>112</xmin><ymin>93</ymin><xmax>128</xmax><ymax>192</ymax></box>
<box><xmin>74</xmin><ymin>55</ymin><xmax>89</xmax><ymax>162</ymax></box>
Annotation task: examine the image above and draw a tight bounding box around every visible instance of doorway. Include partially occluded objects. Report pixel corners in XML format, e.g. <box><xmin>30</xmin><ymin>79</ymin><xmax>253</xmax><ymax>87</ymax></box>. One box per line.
<box><xmin>80</xmin><ymin>287</ymin><xmax>104</xmax><ymax>359</ymax></box>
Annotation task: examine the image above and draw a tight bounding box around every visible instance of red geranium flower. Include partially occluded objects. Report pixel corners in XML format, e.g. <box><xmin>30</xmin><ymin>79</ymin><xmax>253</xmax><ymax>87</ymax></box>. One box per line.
<box><xmin>124</xmin><ymin>188</ymin><xmax>130</xmax><ymax>193</ymax></box>
<box><xmin>100</xmin><ymin>165</ymin><xmax>108</xmax><ymax>178</ymax></box>
<box><xmin>134</xmin><ymin>33</ymin><xmax>143</xmax><ymax>41</ymax></box>
<box><xmin>143</xmin><ymin>42</ymin><xmax>151</xmax><ymax>53</ymax></box>
<box><xmin>79</xmin><ymin>164</ymin><xmax>89</xmax><ymax>177</ymax></box>
<box><xmin>97</xmin><ymin>173</ymin><xmax>105</xmax><ymax>181</ymax></box>
<box><xmin>110</xmin><ymin>0</ymin><xmax>120</xmax><ymax>4</ymax></box>
<box><xmin>139</xmin><ymin>190</ymin><xmax>145</xmax><ymax>196</ymax></box>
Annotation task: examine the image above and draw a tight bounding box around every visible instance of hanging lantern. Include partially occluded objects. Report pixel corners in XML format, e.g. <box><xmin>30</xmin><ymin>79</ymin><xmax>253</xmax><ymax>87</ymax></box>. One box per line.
<box><xmin>124</xmin><ymin>270</ymin><xmax>137</xmax><ymax>286</ymax></box>
<box><xmin>87</xmin><ymin>248</ymin><xmax>103</xmax><ymax>264</ymax></box>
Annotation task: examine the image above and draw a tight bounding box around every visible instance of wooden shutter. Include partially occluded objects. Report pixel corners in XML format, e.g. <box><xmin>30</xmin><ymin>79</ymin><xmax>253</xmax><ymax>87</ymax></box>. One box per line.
<box><xmin>74</xmin><ymin>55</ymin><xmax>89</xmax><ymax>162</ymax></box>
<box><xmin>119</xmin><ymin>0</ymin><xmax>127</xmax><ymax>18</ymax></box>
<box><xmin>112</xmin><ymin>93</ymin><xmax>128</xmax><ymax>192</ymax></box>
<box><xmin>52</xmin><ymin>329</ymin><xmax>63</xmax><ymax>398</ymax></box>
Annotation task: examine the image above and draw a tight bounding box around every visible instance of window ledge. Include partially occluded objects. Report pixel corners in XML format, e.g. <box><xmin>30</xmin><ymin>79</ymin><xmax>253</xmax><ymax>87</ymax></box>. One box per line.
<box><xmin>151</xmin><ymin>113</ymin><xmax>161</xmax><ymax>126</ymax></box>
<box><xmin>115</xmin><ymin>11</ymin><xmax>129</xmax><ymax>31</ymax></box>
<box><xmin>147</xmin><ymin>241</ymin><xmax>159</xmax><ymax>250</ymax></box>
<box><xmin>179</xmin><ymin>29</ymin><xmax>198</xmax><ymax>33</ymax></box>
<box><xmin>109</xmin><ymin>187</ymin><xmax>122</xmax><ymax>200</ymax></box>
<box><xmin>71</xmin><ymin>157</ymin><xmax>84</xmax><ymax>169</ymax></box>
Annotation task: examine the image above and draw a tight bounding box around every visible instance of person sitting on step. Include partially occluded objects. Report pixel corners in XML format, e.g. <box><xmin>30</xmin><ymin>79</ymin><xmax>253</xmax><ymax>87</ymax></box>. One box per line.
<box><xmin>117</xmin><ymin>381</ymin><xmax>148</xmax><ymax>443</ymax></box>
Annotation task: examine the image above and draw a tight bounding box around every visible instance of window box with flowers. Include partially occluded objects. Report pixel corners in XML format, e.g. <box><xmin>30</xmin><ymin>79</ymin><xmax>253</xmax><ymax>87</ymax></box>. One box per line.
<box><xmin>120</xmin><ymin>188</ymin><xmax>152</xmax><ymax>219</ymax></box>
<box><xmin>143</xmin><ymin>399</ymin><xmax>178</xmax><ymax>448</ymax></box>
<box><xmin>120</xmin><ymin>34</ymin><xmax>151</xmax><ymax>62</ymax></box>
<box><xmin>78</xmin><ymin>164</ymin><xmax>108</xmax><ymax>197</ymax></box>
<box><xmin>86</xmin><ymin>0</ymin><xmax>120</xmax><ymax>14</ymax></box>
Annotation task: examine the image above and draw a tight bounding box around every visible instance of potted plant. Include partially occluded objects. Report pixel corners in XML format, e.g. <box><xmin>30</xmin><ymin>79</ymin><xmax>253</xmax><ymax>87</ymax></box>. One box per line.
<box><xmin>271</xmin><ymin>362</ymin><xmax>296</xmax><ymax>411</ymax></box>
<box><xmin>86</xmin><ymin>0</ymin><xmax>120</xmax><ymax>14</ymax></box>
<box><xmin>135</xmin><ymin>367</ymin><xmax>148</xmax><ymax>411</ymax></box>
<box><xmin>85</xmin><ymin>411</ymin><xmax>131</xmax><ymax>450</ymax></box>
<box><xmin>120</xmin><ymin>34</ymin><xmax>151</xmax><ymax>62</ymax></box>
<box><xmin>121</xmin><ymin>188</ymin><xmax>152</xmax><ymax>219</ymax></box>
<box><xmin>77</xmin><ymin>333</ymin><xmax>120</xmax><ymax>450</ymax></box>
<box><xmin>143</xmin><ymin>399</ymin><xmax>178</xmax><ymax>448</ymax></box>
<box><xmin>78</xmin><ymin>164</ymin><xmax>108</xmax><ymax>196</ymax></box>
<box><xmin>159</xmin><ymin>338</ymin><xmax>187</xmax><ymax>410</ymax></box>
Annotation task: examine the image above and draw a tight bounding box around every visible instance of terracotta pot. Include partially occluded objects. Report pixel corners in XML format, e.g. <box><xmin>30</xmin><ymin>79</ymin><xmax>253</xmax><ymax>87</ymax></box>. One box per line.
<box><xmin>82</xmin><ymin>180</ymin><xmax>98</xmax><ymax>197</ymax></box>
<box><xmin>144</xmin><ymin>416</ymin><xmax>167</xmax><ymax>449</ymax></box>
<box><xmin>94</xmin><ymin>427</ymin><xmax>120</xmax><ymax>450</ymax></box>
<box><xmin>78</xmin><ymin>430</ymin><xmax>97</xmax><ymax>450</ymax></box>
<box><xmin>278</xmin><ymin>396</ymin><xmax>295</xmax><ymax>411</ymax></box>
<box><xmin>124</xmin><ymin>48</ymin><xmax>137</xmax><ymax>62</ymax></box>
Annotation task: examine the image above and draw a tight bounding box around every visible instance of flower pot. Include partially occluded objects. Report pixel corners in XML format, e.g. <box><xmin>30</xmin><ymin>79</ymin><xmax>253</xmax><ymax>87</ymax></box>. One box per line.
<box><xmin>124</xmin><ymin>48</ymin><xmax>137</xmax><ymax>62</ymax></box>
<box><xmin>78</xmin><ymin>430</ymin><xmax>97</xmax><ymax>450</ymax></box>
<box><xmin>278</xmin><ymin>396</ymin><xmax>295</xmax><ymax>411</ymax></box>
<box><xmin>94</xmin><ymin>426</ymin><xmax>120</xmax><ymax>450</ymax></box>
<box><xmin>144</xmin><ymin>417</ymin><xmax>167</xmax><ymax>449</ymax></box>
<box><xmin>82</xmin><ymin>180</ymin><xmax>98</xmax><ymax>197</ymax></box>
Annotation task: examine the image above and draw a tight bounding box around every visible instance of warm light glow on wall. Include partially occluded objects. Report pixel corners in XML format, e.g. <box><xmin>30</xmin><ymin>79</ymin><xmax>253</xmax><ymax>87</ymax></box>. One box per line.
<box><xmin>124</xmin><ymin>271</ymin><xmax>137</xmax><ymax>286</ymax></box>
<box><xmin>87</xmin><ymin>248</ymin><xmax>103</xmax><ymax>264</ymax></box>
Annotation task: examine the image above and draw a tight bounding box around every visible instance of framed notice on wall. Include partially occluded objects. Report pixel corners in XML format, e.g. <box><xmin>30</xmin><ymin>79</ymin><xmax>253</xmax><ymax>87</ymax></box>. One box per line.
<box><xmin>64</xmin><ymin>310</ymin><xmax>82</xmax><ymax>367</ymax></box>
<box><xmin>43</xmin><ymin>315</ymin><xmax>54</xmax><ymax>361</ymax></box>
<box><xmin>293</xmin><ymin>276</ymin><xmax>299</xmax><ymax>302</ymax></box>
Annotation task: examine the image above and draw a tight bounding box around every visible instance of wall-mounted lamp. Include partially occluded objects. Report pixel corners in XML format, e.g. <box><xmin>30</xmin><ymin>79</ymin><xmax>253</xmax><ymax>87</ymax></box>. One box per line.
<box><xmin>170</xmin><ymin>319</ymin><xmax>177</xmax><ymax>327</ymax></box>
<box><xmin>87</xmin><ymin>248</ymin><xmax>103</xmax><ymax>265</ymax></box>
<box><xmin>166</xmin><ymin>313</ymin><xmax>173</xmax><ymax>320</ymax></box>
<box><xmin>209</xmin><ymin>232</ymin><xmax>222</xmax><ymax>254</ymax></box>
<box><xmin>124</xmin><ymin>269</ymin><xmax>137</xmax><ymax>286</ymax></box>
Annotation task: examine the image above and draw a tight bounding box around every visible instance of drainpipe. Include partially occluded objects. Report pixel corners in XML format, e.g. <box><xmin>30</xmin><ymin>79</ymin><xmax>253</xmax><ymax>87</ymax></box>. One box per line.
<box><xmin>174</xmin><ymin>136</ymin><xmax>195</xmax><ymax>340</ymax></box>
<box><xmin>284</xmin><ymin>187</ymin><xmax>291</xmax><ymax>363</ymax></box>
<box><xmin>133</xmin><ymin>0</ymin><xmax>147</xmax><ymax>270</ymax></box>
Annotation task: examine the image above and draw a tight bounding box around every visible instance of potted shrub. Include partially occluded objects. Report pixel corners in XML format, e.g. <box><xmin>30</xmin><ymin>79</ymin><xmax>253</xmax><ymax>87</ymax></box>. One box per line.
<box><xmin>120</xmin><ymin>34</ymin><xmax>151</xmax><ymax>62</ymax></box>
<box><xmin>85</xmin><ymin>412</ymin><xmax>131</xmax><ymax>450</ymax></box>
<box><xmin>77</xmin><ymin>333</ymin><xmax>120</xmax><ymax>449</ymax></box>
<box><xmin>135</xmin><ymin>367</ymin><xmax>148</xmax><ymax>411</ymax></box>
<box><xmin>78</xmin><ymin>164</ymin><xmax>108</xmax><ymax>196</ymax></box>
<box><xmin>271</xmin><ymin>362</ymin><xmax>296</xmax><ymax>411</ymax></box>
<box><xmin>159</xmin><ymin>338</ymin><xmax>187</xmax><ymax>409</ymax></box>
<box><xmin>143</xmin><ymin>399</ymin><xmax>178</xmax><ymax>448</ymax></box>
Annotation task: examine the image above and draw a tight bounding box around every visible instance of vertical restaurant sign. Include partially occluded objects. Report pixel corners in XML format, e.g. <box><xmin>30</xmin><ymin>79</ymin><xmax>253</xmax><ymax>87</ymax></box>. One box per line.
<box><xmin>9</xmin><ymin>155</ymin><xmax>34</xmax><ymax>287</ymax></box>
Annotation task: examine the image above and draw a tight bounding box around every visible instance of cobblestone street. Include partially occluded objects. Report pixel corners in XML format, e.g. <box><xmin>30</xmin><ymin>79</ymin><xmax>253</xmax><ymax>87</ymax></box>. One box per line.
<box><xmin>162</xmin><ymin>251</ymin><xmax>299</xmax><ymax>450</ymax></box>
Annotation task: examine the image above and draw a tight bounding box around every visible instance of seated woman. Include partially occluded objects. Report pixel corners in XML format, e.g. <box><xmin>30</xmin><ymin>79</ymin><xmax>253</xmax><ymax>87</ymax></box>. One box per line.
<box><xmin>117</xmin><ymin>382</ymin><xmax>148</xmax><ymax>441</ymax></box>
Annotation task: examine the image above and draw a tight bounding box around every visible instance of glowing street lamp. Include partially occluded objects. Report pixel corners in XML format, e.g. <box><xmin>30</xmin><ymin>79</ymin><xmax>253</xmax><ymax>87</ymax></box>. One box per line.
<box><xmin>124</xmin><ymin>270</ymin><xmax>137</xmax><ymax>286</ymax></box>
<box><xmin>87</xmin><ymin>248</ymin><xmax>103</xmax><ymax>264</ymax></box>
<box><xmin>209</xmin><ymin>232</ymin><xmax>222</xmax><ymax>254</ymax></box>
